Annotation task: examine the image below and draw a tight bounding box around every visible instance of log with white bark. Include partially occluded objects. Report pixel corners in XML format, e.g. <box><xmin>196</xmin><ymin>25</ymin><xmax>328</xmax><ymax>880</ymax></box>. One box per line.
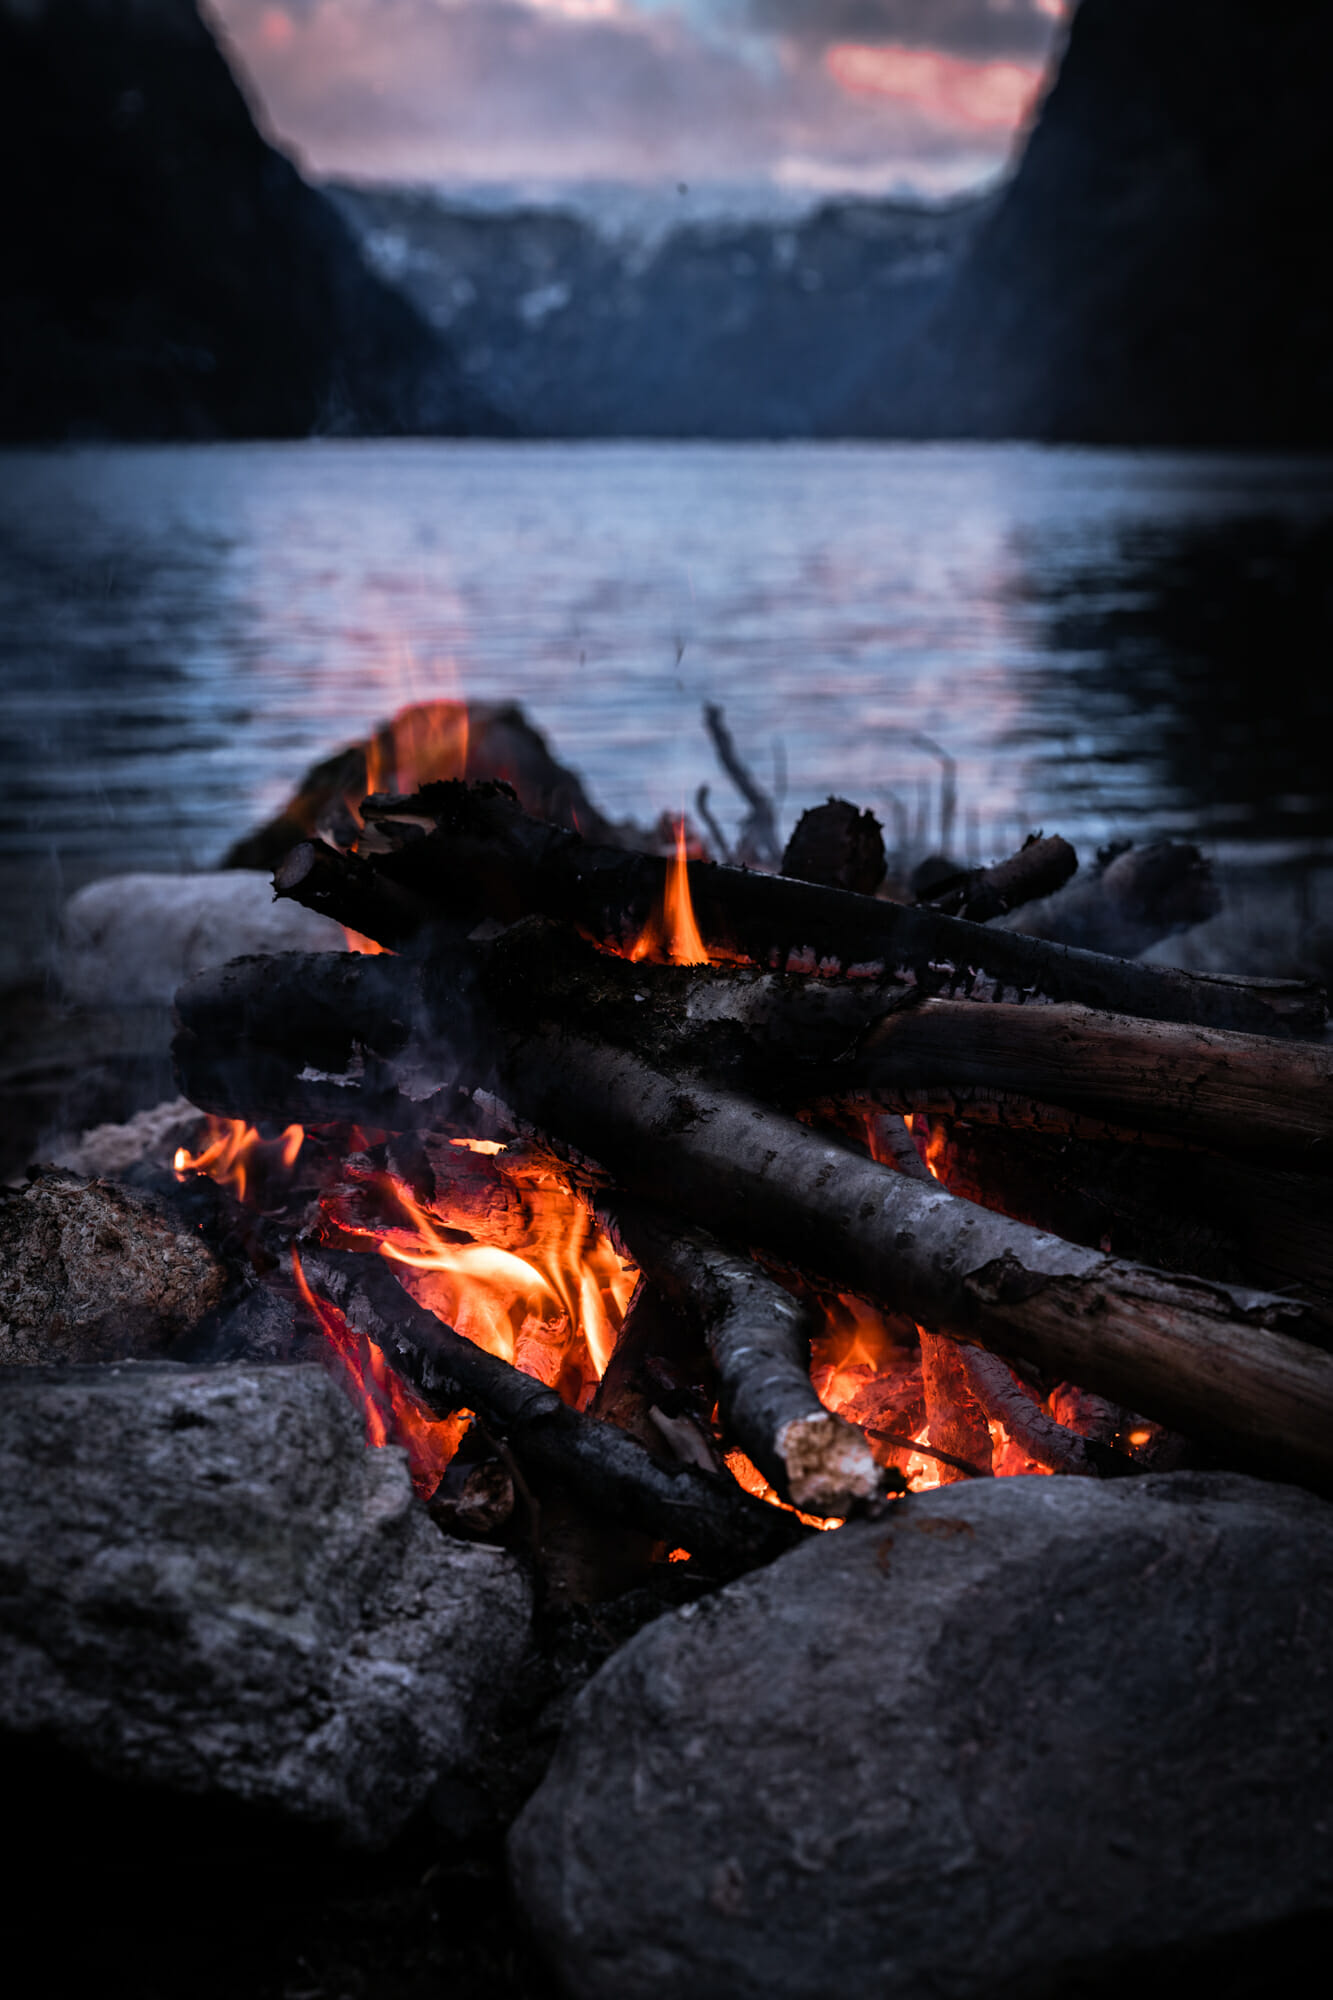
<box><xmin>177</xmin><ymin>955</ymin><xmax>1333</xmax><ymax>1491</ymax></box>
<box><xmin>297</xmin><ymin>1247</ymin><xmax>806</xmax><ymax>1573</ymax></box>
<box><xmin>598</xmin><ymin>1198</ymin><xmax>886</xmax><ymax>1518</ymax></box>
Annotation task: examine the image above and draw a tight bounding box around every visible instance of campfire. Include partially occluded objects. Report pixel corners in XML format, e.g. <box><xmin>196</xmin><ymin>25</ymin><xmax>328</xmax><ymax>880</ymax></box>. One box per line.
<box><xmin>147</xmin><ymin>697</ymin><xmax>1333</xmax><ymax>1597</ymax></box>
<box><xmin>7</xmin><ymin>694</ymin><xmax>1333</xmax><ymax>1996</ymax></box>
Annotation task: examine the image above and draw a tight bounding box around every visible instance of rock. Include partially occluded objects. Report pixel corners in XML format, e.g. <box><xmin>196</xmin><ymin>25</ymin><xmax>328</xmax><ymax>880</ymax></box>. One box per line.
<box><xmin>0</xmin><ymin>1361</ymin><xmax>531</xmax><ymax>1846</ymax></box>
<box><xmin>59</xmin><ymin>872</ymin><xmax>348</xmax><ymax>1006</ymax></box>
<box><xmin>0</xmin><ymin>1171</ymin><xmax>226</xmax><ymax>1362</ymax></box>
<box><xmin>1</xmin><ymin>0</ymin><xmax>496</xmax><ymax>442</ymax></box>
<box><xmin>511</xmin><ymin>1474</ymin><xmax>1333</xmax><ymax>1998</ymax></box>
<box><xmin>999</xmin><ymin>841</ymin><xmax>1218</xmax><ymax>958</ymax></box>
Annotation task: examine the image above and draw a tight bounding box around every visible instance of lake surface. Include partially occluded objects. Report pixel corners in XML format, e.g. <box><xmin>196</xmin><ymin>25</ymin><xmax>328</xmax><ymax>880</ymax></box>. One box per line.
<box><xmin>2</xmin><ymin>439</ymin><xmax>1331</xmax><ymax>983</ymax></box>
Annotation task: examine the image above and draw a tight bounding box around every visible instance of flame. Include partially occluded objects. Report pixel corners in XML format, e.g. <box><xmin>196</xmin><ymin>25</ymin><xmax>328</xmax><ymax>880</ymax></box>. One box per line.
<box><xmin>364</xmin><ymin>699</ymin><xmax>469</xmax><ymax>802</ymax></box>
<box><xmin>724</xmin><ymin>1447</ymin><xmax>843</xmax><ymax>1530</ymax></box>
<box><xmin>291</xmin><ymin>1249</ymin><xmax>467</xmax><ymax>1498</ymax></box>
<box><xmin>628</xmin><ymin>816</ymin><xmax>710</xmax><ymax>965</ymax></box>
<box><xmin>343</xmin><ymin>926</ymin><xmax>388</xmax><ymax>955</ymax></box>
<box><xmin>325</xmin><ymin>1163</ymin><xmax>636</xmax><ymax>1407</ymax></box>
<box><xmin>174</xmin><ymin>1116</ymin><xmax>304</xmax><ymax>1203</ymax></box>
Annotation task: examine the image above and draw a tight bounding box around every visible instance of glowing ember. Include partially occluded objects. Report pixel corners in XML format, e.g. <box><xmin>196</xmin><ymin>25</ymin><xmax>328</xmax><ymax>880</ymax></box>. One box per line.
<box><xmin>290</xmin><ymin>1248</ymin><xmax>468</xmax><ymax>1498</ymax></box>
<box><xmin>174</xmin><ymin>1116</ymin><xmax>304</xmax><ymax>1204</ymax></box>
<box><xmin>724</xmin><ymin>1446</ymin><xmax>844</xmax><ymax>1529</ymax></box>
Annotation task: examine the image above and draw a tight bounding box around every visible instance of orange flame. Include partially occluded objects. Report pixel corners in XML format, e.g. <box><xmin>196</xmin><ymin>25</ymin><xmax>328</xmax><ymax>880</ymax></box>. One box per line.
<box><xmin>174</xmin><ymin>1117</ymin><xmax>304</xmax><ymax>1204</ymax></box>
<box><xmin>291</xmin><ymin>1248</ymin><xmax>468</xmax><ymax>1498</ymax></box>
<box><xmin>363</xmin><ymin>699</ymin><xmax>469</xmax><ymax>802</ymax></box>
<box><xmin>629</xmin><ymin>817</ymin><xmax>710</xmax><ymax>965</ymax></box>
<box><xmin>326</xmin><ymin>1163</ymin><xmax>637</xmax><ymax>1408</ymax></box>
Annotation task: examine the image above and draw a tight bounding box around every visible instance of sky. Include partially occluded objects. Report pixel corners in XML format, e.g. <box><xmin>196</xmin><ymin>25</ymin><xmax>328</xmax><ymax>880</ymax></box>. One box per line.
<box><xmin>207</xmin><ymin>0</ymin><xmax>1069</xmax><ymax>200</ymax></box>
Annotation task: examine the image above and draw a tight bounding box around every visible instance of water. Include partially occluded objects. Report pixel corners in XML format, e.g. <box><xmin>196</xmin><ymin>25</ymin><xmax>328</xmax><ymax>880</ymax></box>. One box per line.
<box><xmin>2</xmin><ymin>439</ymin><xmax>1332</xmax><ymax>984</ymax></box>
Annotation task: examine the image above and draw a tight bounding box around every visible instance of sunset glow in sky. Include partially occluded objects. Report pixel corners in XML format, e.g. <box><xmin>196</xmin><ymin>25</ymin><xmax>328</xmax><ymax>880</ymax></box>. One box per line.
<box><xmin>207</xmin><ymin>0</ymin><xmax>1067</xmax><ymax>195</ymax></box>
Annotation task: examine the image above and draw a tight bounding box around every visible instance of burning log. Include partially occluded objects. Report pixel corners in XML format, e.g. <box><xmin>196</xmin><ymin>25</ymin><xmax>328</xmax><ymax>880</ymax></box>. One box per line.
<box><xmin>917</xmin><ymin>1333</ymin><xmax>993</xmax><ymax>1483</ymax></box>
<box><xmin>273</xmin><ymin>783</ymin><xmax>1323</xmax><ymax>1034</ymax></box>
<box><xmin>924</xmin><ymin>1118</ymin><xmax>1333</xmax><ymax>1310</ymax></box>
<box><xmin>297</xmin><ymin>1248</ymin><xmax>806</xmax><ymax>1574</ymax></box>
<box><xmin>845</xmin><ymin>996</ymin><xmax>1333</xmax><ymax>1162</ymax></box>
<box><xmin>489</xmin><ymin>1033</ymin><xmax>1333</xmax><ymax>1487</ymax></box>
<box><xmin>862</xmin><ymin>1108</ymin><xmax>1135</xmax><ymax>1478</ymax></box>
<box><xmin>179</xmin><ymin>950</ymin><xmax>1333</xmax><ymax>1491</ymax></box>
<box><xmin>599</xmin><ymin>1198</ymin><xmax>886</xmax><ymax>1518</ymax></box>
<box><xmin>176</xmin><ymin>929</ymin><xmax>1333</xmax><ymax>1164</ymax></box>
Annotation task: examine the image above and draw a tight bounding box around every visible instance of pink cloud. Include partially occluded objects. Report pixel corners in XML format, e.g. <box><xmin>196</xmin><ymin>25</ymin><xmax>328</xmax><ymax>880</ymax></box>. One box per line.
<box><xmin>207</xmin><ymin>0</ymin><xmax>1047</xmax><ymax>189</ymax></box>
<box><xmin>826</xmin><ymin>43</ymin><xmax>1042</xmax><ymax>130</ymax></box>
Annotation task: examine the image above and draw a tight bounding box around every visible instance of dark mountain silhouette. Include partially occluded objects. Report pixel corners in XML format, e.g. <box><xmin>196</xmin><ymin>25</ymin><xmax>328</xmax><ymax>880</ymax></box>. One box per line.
<box><xmin>0</xmin><ymin>0</ymin><xmax>498</xmax><ymax>440</ymax></box>
<box><xmin>327</xmin><ymin>184</ymin><xmax>986</xmax><ymax>438</ymax></box>
<box><xmin>849</xmin><ymin>0</ymin><xmax>1333</xmax><ymax>444</ymax></box>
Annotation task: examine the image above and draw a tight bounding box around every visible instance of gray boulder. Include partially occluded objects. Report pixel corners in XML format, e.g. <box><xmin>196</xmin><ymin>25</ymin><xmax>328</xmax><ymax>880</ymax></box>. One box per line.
<box><xmin>511</xmin><ymin>1474</ymin><xmax>1333</xmax><ymax>1998</ymax></box>
<box><xmin>59</xmin><ymin>872</ymin><xmax>347</xmax><ymax>1007</ymax></box>
<box><xmin>0</xmin><ymin>1361</ymin><xmax>530</xmax><ymax>1845</ymax></box>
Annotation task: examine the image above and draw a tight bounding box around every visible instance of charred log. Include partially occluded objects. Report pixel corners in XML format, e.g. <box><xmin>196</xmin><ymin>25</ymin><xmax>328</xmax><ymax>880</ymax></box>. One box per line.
<box><xmin>914</xmin><ymin>833</ymin><xmax>1078</xmax><ymax>923</ymax></box>
<box><xmin>918</xmin><ymin>1332</ymin><xmax>994</xmax><ymax>1484</ymax></box>
<box><xmin>176</xmin><ymin>929</ymin><xmax>1333</xmax><ymax>1163</ymax></box>
<box><xmin>599</xmin><ymin>1198</ymin><xmax>886</xmax><ymax>1517</ymax></box>
<box><xmin>781</xmin><ymin>800</ymin><xmax>886</xmax><ymax>896</ymax></box>
<box><xmin>927</xmin><ymin>1118</ymin><xmax>1333</xmax><ymax>1310</ymax></box>
<box><xmin>844</xmin><ymin>997</ymin><xmax>1333</xmax><ymax>1164</ymax></box>
<box><xmin>298</xmin><ymin>1248</ymin><xmax>806</xmax><ymax>1573</ymax></box>
<box><xmin>272</xmin><ymin>783</ymin><xmax>1323</xmax><ymax>1034</ymax></box>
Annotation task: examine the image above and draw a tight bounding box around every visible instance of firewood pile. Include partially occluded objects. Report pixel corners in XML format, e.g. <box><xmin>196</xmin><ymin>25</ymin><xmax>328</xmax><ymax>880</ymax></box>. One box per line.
<box><xmin>165</xmin><ymin>763</ymin><xmax>1333</xmax><ymax>1588</ymax></box>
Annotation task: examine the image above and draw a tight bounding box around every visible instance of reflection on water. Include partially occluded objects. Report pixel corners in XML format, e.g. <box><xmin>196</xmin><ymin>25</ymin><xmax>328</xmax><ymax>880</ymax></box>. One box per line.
<box><xmin>1</xmin><ymin>439</ymin><xmax>1331</xmax><ymax>981</ymax></box>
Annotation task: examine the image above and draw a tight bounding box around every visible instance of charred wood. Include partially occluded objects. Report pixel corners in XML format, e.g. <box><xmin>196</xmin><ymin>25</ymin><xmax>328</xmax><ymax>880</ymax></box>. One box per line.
<box><xmin>176</xmin><ymin>936</ymin><xmax>1333</xmax><ymax>1162</ymax></box>
<box><xmin>930</xmin><ymin>1119</ymin><xmax>1333</xmax><ymax>1310</ymax></box>
<box><xmin>918</xmin><ymin>1332</ymin><xmax>994</xmax><ymax>1485</ymax></box>
<box><xmin>599</xmin><ymin>1198</ymin><xmax>886</xmax><ymax>1517</ymax></box>
<box><xmin>781</xmin><ymin>800</ymin><xmax>886</xmax><ymax>896</ymax></box>
<box><xmin>702</xmin><ymin>703</ymin><xmax>781</xmax><ymax>868</ymax></box>
<box><xmin>298</xmin><ymin>1248</ymin><xmax>806</xmax><ymax>1573</ymax></box>
<box><xmin>845</xmin><ymin>997</ymin><xmax>1333</xmax><ymax>1164</ymax></box>
<box><xmin>273</xmin><ymin>840</ymin><xmax>444</xmax><ymax>952</ymax></box>
<box><xmin>177</xmin><ymin>944</ymin><xmax>1333</xmax><ymax>1486</ymax></box>
<box><xmin>272</xmin><ymin>783</ymin><xmax>1323</xmax><ymax>1034</ymax></box>
<box><xmin>914</xmin><ymin>833</ymin><xmax>1078</xmax><ymax>924</ymax></box>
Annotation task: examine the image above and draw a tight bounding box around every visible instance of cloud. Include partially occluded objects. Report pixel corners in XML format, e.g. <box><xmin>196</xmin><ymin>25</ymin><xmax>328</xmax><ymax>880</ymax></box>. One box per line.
<box><xmin>207</xmin><ymin>0</ymin><xmax>1062</xmax><ymax>190</ymax></box>
<box><xmin>826</xmin><ymin>44</ymin><xmax>1042</xmax><ymax>130</ymax></box>
<box><xmin>746</xmin><ymin>0</ymin><xmax>1062</xmax><ymax>62</ymax></box>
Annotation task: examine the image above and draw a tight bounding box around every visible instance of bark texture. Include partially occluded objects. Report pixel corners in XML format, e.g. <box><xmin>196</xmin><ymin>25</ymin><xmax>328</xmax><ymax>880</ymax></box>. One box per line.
<box><xmin>299</xmin><ymin>1249</ymin><xmax>805</xmax><ymax>1573</ymax></box>
<box><xmin>272</xmin><ymin>783</ymin><xmax>1323</xmax><ymax>1033</ymax></box>
<box><xmin>602</xmin><ymin>1199</ymin><xmax>885</xmax><ymax>1517</ymax></box>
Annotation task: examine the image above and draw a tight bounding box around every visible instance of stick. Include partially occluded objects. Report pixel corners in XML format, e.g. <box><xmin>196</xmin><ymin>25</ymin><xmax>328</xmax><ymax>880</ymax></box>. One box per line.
<box><xmin>272</xmin><ymin>784</ymin><xmax>1323</xmax><ymax>1034</ymax></box>
<box><xmin>599</xmin><ymin>1198</ymin><xmax>886</xmax><ymax>1518</ymax></box>
<box><xmin>299</xmin><ymin>1248</ymin><xmax>806</xmax><ymax>1573</ymax></box>
<box><xmin>915</xmin><ymin>833</ymin><xmax>1078</xmax><ymax>923</ymax></box>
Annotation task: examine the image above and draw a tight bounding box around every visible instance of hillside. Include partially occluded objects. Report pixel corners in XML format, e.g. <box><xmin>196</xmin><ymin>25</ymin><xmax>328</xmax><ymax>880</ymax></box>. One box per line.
<box><xmin>0</xmin><ymin>0</ymin><xmax>497</xmax><ymax>440</ymax></box>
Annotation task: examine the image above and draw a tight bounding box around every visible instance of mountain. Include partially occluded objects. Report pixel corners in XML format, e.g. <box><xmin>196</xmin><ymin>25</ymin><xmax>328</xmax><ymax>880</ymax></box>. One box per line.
<box><xmin>851</xmin><ymin>0</ymin><xmax>1333</xmax><ymax>444</ymax></box>
<box><xmin>0</xmin><ymin>0</ymin><xmax>497</xmax><ymax>441</ymax></box>
<box><xmin>327</xmin><ymin>183</ymin><xmax>987</xmax><ymax>439</ymax></box>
